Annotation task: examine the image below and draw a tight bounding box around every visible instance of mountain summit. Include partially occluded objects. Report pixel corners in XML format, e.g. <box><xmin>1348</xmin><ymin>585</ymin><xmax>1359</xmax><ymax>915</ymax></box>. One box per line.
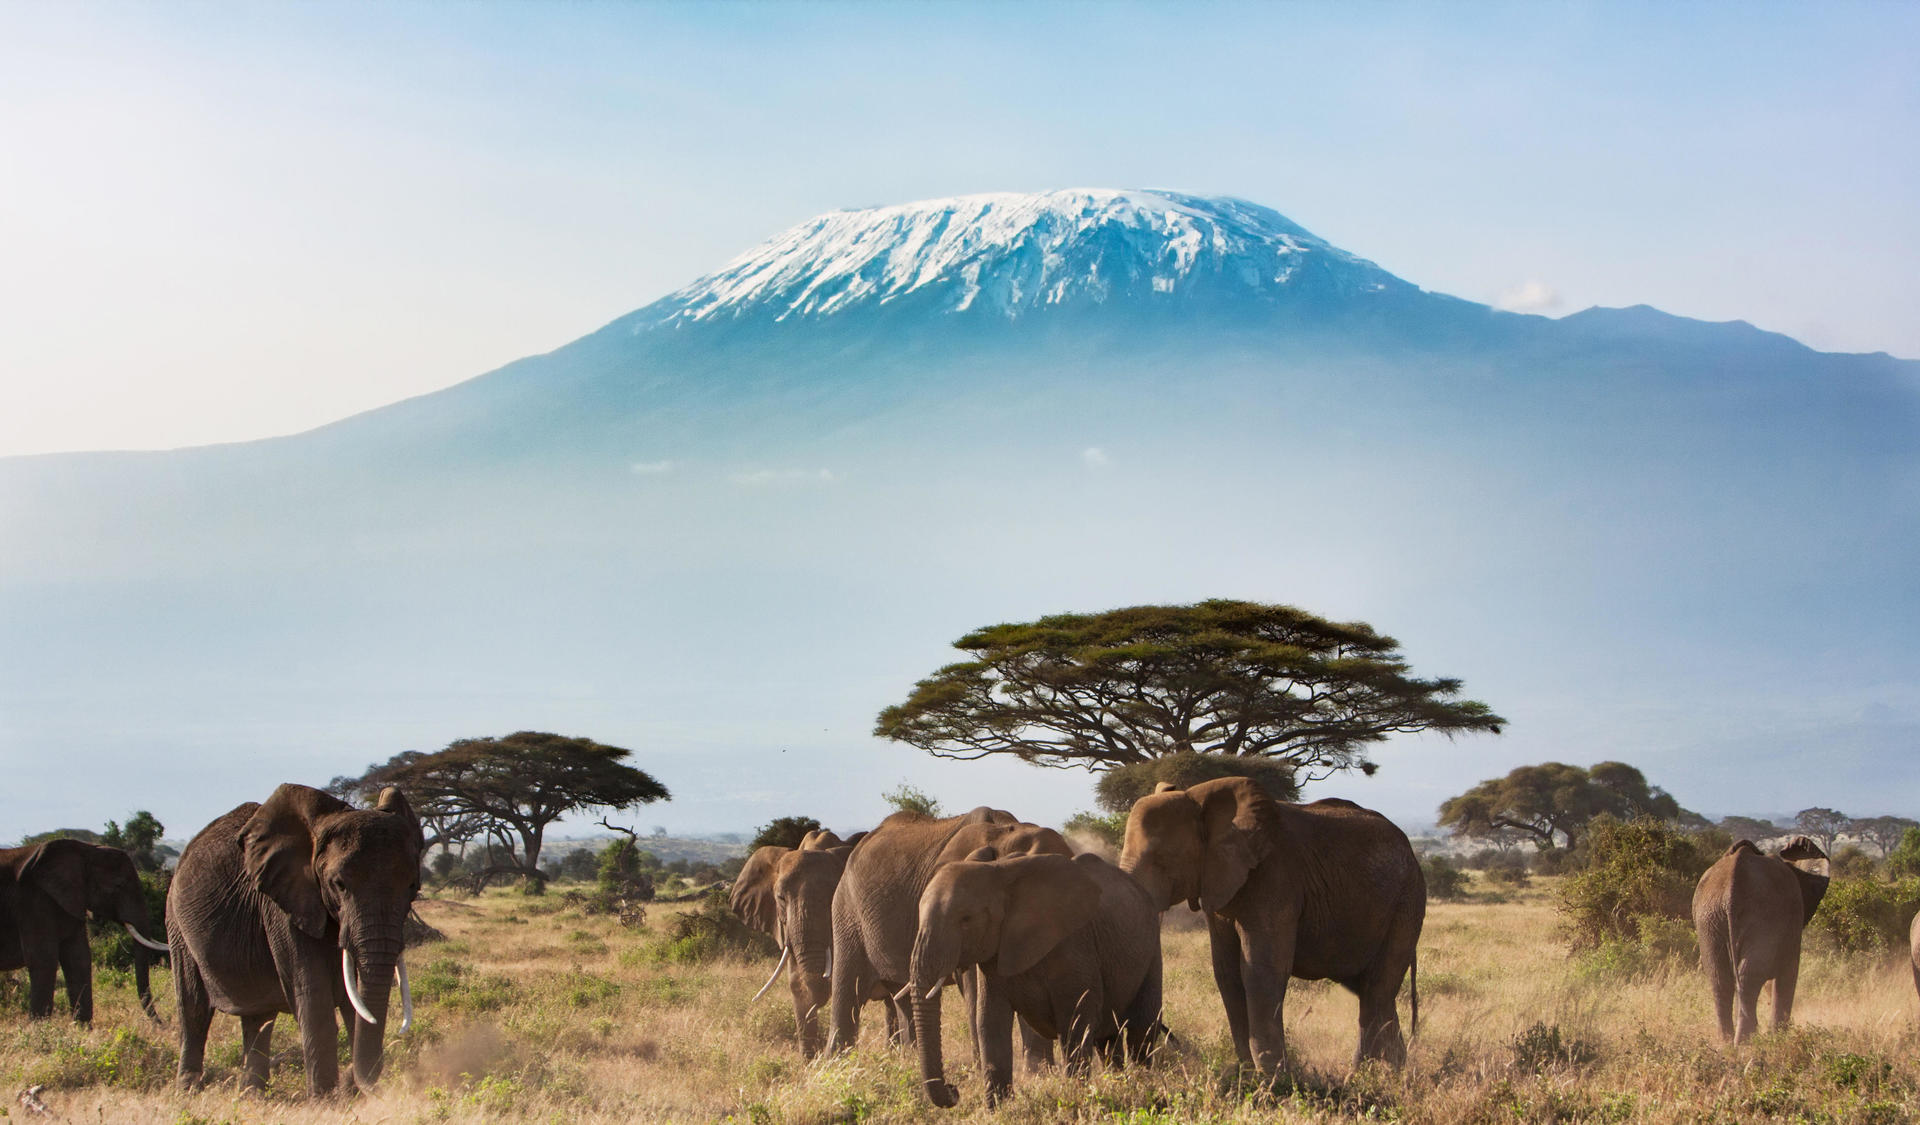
<box><xmin>641</xmin><ymin>189</ymin><xmax>1415</xmax><ymax>328</ymax></box>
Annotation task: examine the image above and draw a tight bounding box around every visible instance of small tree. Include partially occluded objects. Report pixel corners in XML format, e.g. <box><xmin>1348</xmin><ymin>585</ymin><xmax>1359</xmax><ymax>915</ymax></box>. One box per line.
<box><xmin>1851</xmin><ymin>816</ymin><xmax>1920</xmax><ymax>858</ymax></box>
<box><xmin>335</xmin><ymin>731</ymin><xmax>669</xmax><ymax>888</ymax></box>
<box><xmin>750</xmin><ymin>816</ymin><xmax>824</xmax><ymax>851</ymax></box>
<box><xmin>101</xmin><ymin>811</ymin><xmax>168</xmax><ymax>873</ymax></box>
<box><xmin>1716</xmin><ymin>816</ymin><xmax>1781</xmax><ymax>844</ymax></box>
<box><xmin>1794</xmin><ymin>808</ymin><xmax>1852</xmax><ymax>855</ymax></box>
<box><xmin>1439</xmin><ymin>762</ymin><xmax>1694</xmax><ymax>852</ymax></box>
<box><xmin>882</xmin><ymin>783</ymin><xmax>941</xmax><ymax>818</ymax></box>
<box><xmin>876</xmin><ymin>601</ymin><xmax>1503</xmax><ymax>784</ymax></box>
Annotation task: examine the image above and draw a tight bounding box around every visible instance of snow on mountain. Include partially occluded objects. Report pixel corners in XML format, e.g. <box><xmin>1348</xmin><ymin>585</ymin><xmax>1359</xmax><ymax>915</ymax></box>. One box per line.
<box><xmin>648</xmin><ymin>189</ymin><xmax>1415</xmax><ymax>326</ymax></box>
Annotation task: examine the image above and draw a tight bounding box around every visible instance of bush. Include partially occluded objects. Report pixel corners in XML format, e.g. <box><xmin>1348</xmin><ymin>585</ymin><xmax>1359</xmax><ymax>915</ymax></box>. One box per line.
<box><xmin>1423</xmin><ymin>855</ymin><xmax>1469</xmax><ymax>900</ymax></box>
<box><xmin>1556</xmin><ymin>815</ymin><xmax>1713</xmax><ymax>951</ymax></box>
<box><xmin>1486</xmin><ymin>859</ymin><xmax>1532</xmax><ymax>887</ymax></box>
<box><xmin>1831</xmin><ymin>845</ymin><xmax>1877</xmax><ymax>881</ymax></box>
<box><xmin>881</xmin><ymin>783</ymin><xmax>941</xmax><ymax>818</ymax></box>
<box><xmin>1885</xmin><ymin>828</ymin><xmax>1920</xmax><ymax>878</ymax></box>
<box><xmin>91</xmin><ymin>868</ymin><xmax>170</xmax><ymax>971</ymax></box>
<box><xmin>1063</xmin><ymin>810</ymin><xmax>1127</xmax><ymax>851</ymax></box>
<box><xmin>650</xmin><ymin>888</ymin><xmax>778</xmax><ymax>964</ymax></box>
<box><xmin>1094</xmin><ymin>752</ymin><xmax>1299</xmax><ymax>814</ymax></box>
<box><xmin>1809</xmin><ymin>877</ymin><xmax>1920</xmax><ymax>954</ymax></box>
<box><xmin>749</xmin><ymin>816</ymin><xmax>824</xmax><ymax>851</ymax></box>
<box><xmin>1531</xmin><ymin>845</ymin><xmax>1585</xmax><ymax>876</ymax></box>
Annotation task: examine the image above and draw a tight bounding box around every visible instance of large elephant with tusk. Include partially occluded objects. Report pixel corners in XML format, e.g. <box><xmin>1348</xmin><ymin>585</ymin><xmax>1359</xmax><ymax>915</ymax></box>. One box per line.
<box><xmin>168</xmin><ymin>783</ymin><xmax>424</xmax><ymax>1095</ymax></box>
<box><xmin>0</xmin><ymin>838</ymin><xmax>171</xmax><ymax>1024</ymax></box>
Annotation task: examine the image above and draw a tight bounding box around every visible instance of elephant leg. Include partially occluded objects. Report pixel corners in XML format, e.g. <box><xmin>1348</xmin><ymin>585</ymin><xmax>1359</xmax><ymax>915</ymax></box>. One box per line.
<box><xmin>1733</xmin><ymin>963</ymin><xmax>1765</xmax><ymax>1044</ymax></box>
<box><xmin>58</xmin><ymin>931</ymin><xmax>93</xmax><ymax>1024</ymax></box>
<box><xmin>1702</xmin><ymin>940</ymin><xmax>1736</xmax><ymax>1043</ymax></box>
<box><xmin>1238</xmin><ymin>919</ymin><xmax>1295</xmax><ymax>1075</ymax></box>
<box><xmin>23</xmin><ymin>940</ymin><xmax>59</xmax><ymax>1020</ymax></box>
<box><xmin>174</xmin><ymin>955</ymin><xmax>215</xmax><ymax>1089</ymax></box>
<box><xmin>283</xmin><ymin>951</ymin><xmax>341</xmax><ymax>1095</ymax></box>
<box><xmin>1772</xmin><ymin>957</ymin><xmax>1801</xmax><ymax>1032</ymax></box>
<box><xmin>1121</xmin><ymin>951</ymin><xmax>1165</xmax><ymax>1065</ymax></box>
<box><xmin>1018</xmin><ymin>1015</ymin><xmax>1055</xmax><ymax>1074</ymax></box>
<box><xmin>1356</xmin><ymin>975</ymin><xmax>1406</xmax><ymax>1067</ymax></box>
<box><xmin>1207</xmin><ymin>913</ymin><xmax>1252</xmax><ymax>1066</ymax></box>
<box><xmin>977</xmin><ymin>974</ymin><xmax>1017</xmax><ymax>1107</ymax></box>
<box><xmin>239</xmin><ymin>1012</ymin><xmax>276</xmax><ymax>1091</ymax></box>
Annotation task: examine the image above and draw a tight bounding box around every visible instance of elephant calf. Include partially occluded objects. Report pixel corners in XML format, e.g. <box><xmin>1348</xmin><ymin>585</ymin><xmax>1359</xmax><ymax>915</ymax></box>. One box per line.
<box><xmin>908</xmin><ymin>849</ymin><xmax>1164</xmax><ymax>1108</ymax></box>
<box><xmin>1692</xmin><ymin>836</ymin><xmax>1829</xmax><ymax>1043</ymax></box>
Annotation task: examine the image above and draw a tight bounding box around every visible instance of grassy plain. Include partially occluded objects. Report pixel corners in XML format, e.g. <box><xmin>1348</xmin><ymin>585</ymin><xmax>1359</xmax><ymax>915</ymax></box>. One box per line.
<box><xmin>4</xmin><ymin>876</ymin><xmax>1918</xmax><ymax>1124</ymax></box>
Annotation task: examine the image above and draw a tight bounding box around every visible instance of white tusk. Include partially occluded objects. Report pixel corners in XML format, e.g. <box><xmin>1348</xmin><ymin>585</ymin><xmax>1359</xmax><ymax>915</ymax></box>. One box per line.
<box><xmin>125</xmin><ymin>923</ymin><xmax>171</xmax><ymax>953</ymax></box>
<box><xmin>924</xmin><ymin>985</ymin><xmax>941</xmax><ymax>1001</ymax></box>
<box><xmin>397</xmin><ymin>953</ymin><xmax>413</xmax><ymax>1035</ymax></box>
<box><xmin>342</xmin><ymin>948</ymin><xmax>379</xmax><ymax>1026</ymax></box>
<box><xmin>753</xmin><ymin>945</ymin><xmax>791</xmax><ymax>1002</ymax></box>
<box><xmin>893</xmin><ymin>983</ymin><xmax>913</xmax><ymax>1003</ymax></box>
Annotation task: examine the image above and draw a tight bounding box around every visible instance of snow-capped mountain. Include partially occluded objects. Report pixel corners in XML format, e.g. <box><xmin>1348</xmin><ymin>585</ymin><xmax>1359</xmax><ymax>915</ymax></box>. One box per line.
<box><xmin>3</xmin><ymin>188</ymin><xmax>1918</xmax><ymax>837</ymax></box>
<box><xmin>644</xmin><ymin>189</ymin><xmax>1414</xmax><ymax>327</ymax></box>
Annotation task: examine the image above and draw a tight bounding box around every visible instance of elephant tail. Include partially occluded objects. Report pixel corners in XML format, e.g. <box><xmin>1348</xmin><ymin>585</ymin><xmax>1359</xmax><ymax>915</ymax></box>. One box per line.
<box><xmin>1407</xmin><ymin>951</ymin><xmax>1419</xmax><ymax>1042</ymax></box>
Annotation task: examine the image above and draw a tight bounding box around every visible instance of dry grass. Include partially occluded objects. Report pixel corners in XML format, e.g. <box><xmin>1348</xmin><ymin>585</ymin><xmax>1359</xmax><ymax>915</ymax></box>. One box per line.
<box><xmin>4</xmin><ymin>875</ymin><xmax>1919</xmax><ymax>1123</ymax></box>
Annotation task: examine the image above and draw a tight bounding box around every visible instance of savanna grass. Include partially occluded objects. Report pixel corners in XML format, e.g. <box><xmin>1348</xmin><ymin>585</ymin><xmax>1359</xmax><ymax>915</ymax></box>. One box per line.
<box><xmin>1</xmin><ymin>874</ymin><xmax>1917</xmax><ymax>1122</ymax></box>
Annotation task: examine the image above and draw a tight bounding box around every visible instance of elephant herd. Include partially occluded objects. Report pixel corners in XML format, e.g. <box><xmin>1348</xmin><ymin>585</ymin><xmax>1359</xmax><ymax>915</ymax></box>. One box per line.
<box><xmin>728</xmin><ymin>777</ymin><xmax>1427</xmax><ymax>1107</ymax></box>
<box><xmin>0</xmin><ymin>773</ymin><xmax>1906</xmax><ymax>1104</ymax></box>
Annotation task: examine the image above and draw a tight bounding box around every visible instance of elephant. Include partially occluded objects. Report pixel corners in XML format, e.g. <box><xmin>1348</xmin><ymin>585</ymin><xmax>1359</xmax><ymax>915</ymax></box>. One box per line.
<box><xmin>731</xmin><ymin>828</ymin><xmax>894</xmax><ymax>1057</ymax></box>
<box><xmin>168</xmin><ymin>783</ymin><xmax>424</xmax><ymax>1095</ymax></box>
<box><xmin>826</xmin><ymin>806</ymin><xmax>1071</xmax><ymax>1065</ymax></box>
<box><xmin>1911</xmin><ymin>911</ymin><xmax>1920</xmax><ymax>1007</ymax></box>
<box><xmin>908</xmin><ymin>848</ymin><xmax>1164</xmax><ymax>1107</ymax></box>
<box><xmin>1120</xmin><ymin>778</ymin><xmax>1424</xmax><ymax>1072</ymax></box>
<box><xmin>0</xmin><ymin>839</ymin><xmax>171</xmax><ymax>1023</ymax></box>
<box><xmin>1691</xmin><ymin>836</ymin><xmax>1829</xmax><ymax>1043</ymax></box>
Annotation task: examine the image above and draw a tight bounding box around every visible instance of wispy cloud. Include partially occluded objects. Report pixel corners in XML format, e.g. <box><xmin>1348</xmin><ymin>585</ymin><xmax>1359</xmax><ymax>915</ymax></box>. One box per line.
<box><xmin>629</xmin><ymin>459</ymin><xmax>676</xmax><ymax>475</ymax></box>
<box><xmin>729</xmin><ymin>467</ymin><xmax>840</xmax><ymax>486</ymax></box>
<box><xmin>1082</xmin><ymin>447</ymin><xmax>1111</xmax><ymax>469</ymax></box>
<box><xmin>1494</xmin><ymin>279</ymin><xmax>1562</xmax><ymax>313</ymax></box>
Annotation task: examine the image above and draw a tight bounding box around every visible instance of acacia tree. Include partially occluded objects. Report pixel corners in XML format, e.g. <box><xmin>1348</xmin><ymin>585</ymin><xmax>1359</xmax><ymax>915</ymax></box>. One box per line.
<box><xmin>1438</xmin><ymin>761</ymin><xmax>1692</xmax><ymax>851</ymax></box>
<box><xmin>1717</xmin><ymin>816</ymin><xmax>1782</xmax><ymax>844</ymax></box>
<box><xmin>875</xmin><ymin>601</ymin><xmax>1503</xmax><ymax>790</ymax></box>
<box><xmin>1794</xmin><ymin>807</ymin><xmax>1852</xmax><ymax>855</ymax></box>
<box><xmin>333</xmin><ymin>731</ymin><xmax>670</xmax><ymax>887</ymax></box>
<box><xmin>1847</xmin><ymin>815</ymin><xmax>1918</xmax><ymax>857</ymax></box>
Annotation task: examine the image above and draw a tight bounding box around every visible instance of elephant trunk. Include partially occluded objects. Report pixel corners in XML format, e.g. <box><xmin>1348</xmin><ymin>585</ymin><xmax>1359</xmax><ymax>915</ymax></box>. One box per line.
<box><xmin>788</xmin><ymin>901</ymin><xmax>833</xmax><ymax>1003</ymax></box>
<box><xmin>909</xmin><ymin>926</ymin><xmax>961</xmax><ymax>1108</ymax></box>
<box><xmin>344</xmin><ymin>922</ymin><xmax>405</xmax><ymax>1089</ymax></box>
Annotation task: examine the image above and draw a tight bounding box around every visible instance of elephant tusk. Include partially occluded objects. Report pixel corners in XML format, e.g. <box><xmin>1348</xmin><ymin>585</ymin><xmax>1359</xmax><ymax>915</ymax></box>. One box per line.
<box><xmin>924</xmin><ymin>985</ymin><xmax>941</xmax><ymax>1001</ymax></box>
<box><xmin>342</xmin><ymin>948</ymin><xmax>379</xmax><ymax>1026</ymax></box>
<box><xmin>893</xmin><ymin>982</ymin><xmax>913</xmax><ymax>1003</ymax></box>
<box><xmin>753</xmin><ymin>945</ymin><xmax>791</xmax><ymax>1002</ymax></box>
<box><xmin>125</xmin><ymin>923</ymin><xmax>171</xmax><ymax>953</ymax></box>
<box><xmin>397</xmin><ymin>952</ymin><xmax>413</xmax><ymax>1035</ymax></box>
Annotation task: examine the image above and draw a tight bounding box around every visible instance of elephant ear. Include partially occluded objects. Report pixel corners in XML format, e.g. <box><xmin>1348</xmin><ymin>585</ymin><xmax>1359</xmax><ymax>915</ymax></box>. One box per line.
<box><xmin>1199</xmin><ymin>779</ymin><xmax>1273</xmax><ymax>915</ymax></box>
<box><xmin>998</xmin><ymin>855</ymin><xmax>1101</xmax><ymax>978</ymax></box>
<box><xmin>240</xmin><ymin>784</ymin><xmax>350</xmax><ymax>940</ymax></box>
<box><xmin>730</xmin><ymin>846</ymin><xmax>789</xmax><ymax>939</ymax></box>
<box><xmin>19</xmin><ymin>839</ymin><xmax>89</xmax><ymax>919</ymax></box>
<box><xmin>375</xmin><ymin>786</ymin><xmax>420</xmax><ymax>830</ymax></box>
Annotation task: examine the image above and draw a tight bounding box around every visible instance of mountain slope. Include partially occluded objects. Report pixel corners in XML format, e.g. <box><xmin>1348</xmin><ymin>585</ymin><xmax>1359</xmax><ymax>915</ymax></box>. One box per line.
<box><xmin>2</xmin><ymin>189</ymin><xmax>1916</xmax><ymax>837</ymax></box>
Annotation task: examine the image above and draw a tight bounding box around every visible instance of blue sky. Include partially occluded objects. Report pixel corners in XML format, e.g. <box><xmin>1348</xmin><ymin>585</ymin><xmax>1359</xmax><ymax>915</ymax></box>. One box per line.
<box><xmin>2</xmin><ymin>1</ymin><xmax>1915</xmax><ymax>457</ymax></box>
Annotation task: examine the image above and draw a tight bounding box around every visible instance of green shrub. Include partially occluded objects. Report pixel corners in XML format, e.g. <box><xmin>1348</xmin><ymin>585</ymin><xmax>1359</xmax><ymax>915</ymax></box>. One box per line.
<box><xmin>408</xmin><ymin>956</ymin><xmax>518</xmax><ymax>1013</ymax></box>
<box><xmin>1575</xmin><ymin>914</ymin><xmax>1697</xmax><ymax>981</ymax></box>
<box><xmin>1886</xmin><ymin>828</ymin><xmax>1920</xmax><ymax>878</ymax></box>
<box><xmin>749</xmin><ymin>816</ymin><xmax>824</xmax><ymax>850</ymax></box>
<box><xmin>1530</xmin><ymin>845</ymin><xmax>1584</xmax><ymax>876</ymax></box>
<box><xmin>1509</xmin><ymin>1022</ymin><xmax>1598</xmax><ymax>1072</ymax></box>
<box><xmin>1556</xmin><ymin>815</ymin><xmax>1712</xmax><ymax>951</ymax></box>
<box><xmin>1831</xmin><ymin>845</ymin><xmax>1877</xmax><ymax>880</ymax></box>
<box><xmin>1423</xmin><ymin>855</ymin><xmax>1469</xmax><ymax>900</ymax></box>
<box><xmin>881</xmin><ymin>783</ymin><xmax>941</xmax><ymax>817</ymax></box>
<box><xmin>1809</xmin><ymin>877</ymin><xmax>1920</xmax><ymax>953</ymax></box>
<box><xmin>22</xmin><ymin>1026</ymin><xmax>173</xmax><ymax>1090</ymax></box>
<box><xmin>1063</xmin><ymin>810</ymin><xmax>1127</xmax><ymax>851</ymax></box>
<box><xmin>648</xmin><ymin>888</ymin><xmax>777</xmax><ymax>964</ymax></box>
<box><xmin>1094</xmin><ymin>752</ymin><xmax>1299</xmax><ymax>814</ymax></box>
<box><xmin>1486</xmin><ymin>857</ymin><xmax>1532</xmax><ymax>886</ymax></box>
